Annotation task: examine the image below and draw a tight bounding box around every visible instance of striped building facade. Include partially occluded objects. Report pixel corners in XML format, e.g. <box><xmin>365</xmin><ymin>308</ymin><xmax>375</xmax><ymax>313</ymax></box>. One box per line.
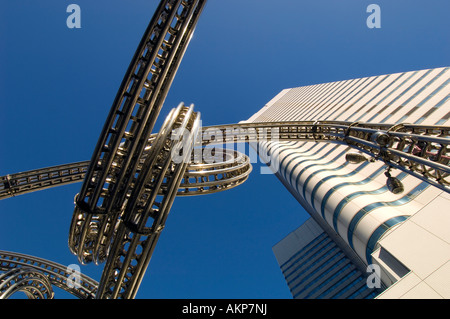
<box><xmin>272</xmin><ymin>217</ymin><xmax>380</xmax><ymax>299</ymax></box>
<box><xmin>246</xmin><ymin>67</ymin><xmax>450</xmax><ymax>298</ymax></box>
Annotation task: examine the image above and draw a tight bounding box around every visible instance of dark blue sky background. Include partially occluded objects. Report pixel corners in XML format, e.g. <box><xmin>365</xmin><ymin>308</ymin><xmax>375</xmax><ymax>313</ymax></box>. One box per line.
<box><xmin>0</xmin><ymin>1</ymin><xmax>449</xmax><ymax>298</ymax></box>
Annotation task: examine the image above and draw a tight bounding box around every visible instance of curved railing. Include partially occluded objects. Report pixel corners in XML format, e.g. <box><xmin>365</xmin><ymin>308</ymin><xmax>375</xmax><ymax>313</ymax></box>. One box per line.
<box><xmin>0</xmin><ymin>250</ymin><xmax>98</xmax><ymax>299</ymax></box>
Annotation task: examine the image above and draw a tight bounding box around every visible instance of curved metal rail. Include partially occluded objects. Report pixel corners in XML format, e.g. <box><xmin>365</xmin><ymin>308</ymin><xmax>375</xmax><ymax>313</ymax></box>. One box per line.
<box><xmin>77</xmin><ymin>0</ymin><xmax>207</xmax><ymax>219</ymax></box>
<box><xmin>0</xmin><ymin>268</ymin><xmax>54</xmax><ymax>299</ymax></box>
<box><xmin>1</xmin><ymin>0</ymin><xmax>209</xmax><ymax>299</ymax></box>
<box><xmin>2</xmin><ymin>121</ymin><xmax>449</xmax><ymax>200</ymax></box>
<box><xmin>0</xmin><ymin>250</ymin><xmax>98</xmax><ymax>299</ymax></box>
<box><xmin>0</xmin><ymin>148</ymin><xmax>251</xmax><ymax>200</ymax></box>
<box><xmin>0</xmin><ymin>162</ymin><xmax>88</xmax><ymax>199</ymax></box>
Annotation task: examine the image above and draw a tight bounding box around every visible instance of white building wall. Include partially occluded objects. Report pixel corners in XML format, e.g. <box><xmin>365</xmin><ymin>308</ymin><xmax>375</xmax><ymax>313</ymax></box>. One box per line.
<box><xmin>246</xmin><ymin>67</ymin><xmax>450</xmax><ymax>298</ymax></box>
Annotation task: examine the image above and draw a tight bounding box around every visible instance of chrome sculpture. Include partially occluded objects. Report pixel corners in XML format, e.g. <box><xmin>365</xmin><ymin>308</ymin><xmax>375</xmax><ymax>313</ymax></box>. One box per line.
<box><xmin>1</xmin><ymin>0</ymin><xmax>449</xmax><ymax>298</ymax></box>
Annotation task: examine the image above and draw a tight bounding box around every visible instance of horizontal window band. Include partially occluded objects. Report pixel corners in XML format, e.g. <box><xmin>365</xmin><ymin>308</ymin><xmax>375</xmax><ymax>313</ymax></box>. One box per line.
<box><xmin>280</xmin><ymin>232</ymin><xmax>328</xmax><ymax>269</ymax></box>
<box><xmin>283</xmin><ymin>144</ymin><xmax>334</xmax><ymax>183</ymax></box>
<box><xmin>285</xmin><ymin>242</ymin><xmax>338</xmax><ymax>280</ymax></box>
<box><xmin>347</xmin><ymin>182</ymin><xmax>429</xmax><ymax>251</ymax></box>
<box><xmin>320</xmin><ymin>166</ymin><xmax>386</xmax><ymax>220</ymax></box>
<box><xmin>351</xmin><ymin>72</ymin><xmax>407</xmax><ymax>122</ymax></box>
<box><xmin>332</xmin><ymin>76</ymin><xmax>383</xmax><ymax>120</ymax></box>
<box><xmin>289</xmin><ymin>254</ymin><xmax>347</xmax><ymax>293</ymax></box>
<box><xmin>293</xmin><ymin>147</ymin><xmax>350</xmax><ymax>194</ymax></box>
<box><xmin>310</xmin><ymin>161</ymin><xmax>371</xmax><ymax>211</ymax></box>
<box><xmin>365</xmin><ymin>71</ymin><xmax>421</xmax><ymax>122</ymax></box>
<box><xmin>379</xmin><ymin>67</ymin><xmax>449</xmax><ymax>123</ymax></box>
<box><xmin>365</xmin><ymin>215</ymin><xmax>409</xmax><ymax>264</ymax></box>
<box><xmin>332</xmin><ymin>172</ymin><xmax>408</xmax><ymax>232</ymax></box>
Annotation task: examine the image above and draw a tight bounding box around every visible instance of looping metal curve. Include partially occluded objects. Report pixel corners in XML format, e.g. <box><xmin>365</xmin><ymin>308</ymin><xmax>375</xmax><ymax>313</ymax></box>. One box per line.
<box><xmin>176</xmin><ymin>148</ymin><xmax>252</xmax><ymax>196</ymax></box>
<box><xmin>0</xmin><ymin>250</ymin><xmax>98</xmax><ymax>299</ymax></box>
<box><xmin>67</xmin><ymin>103</ymin><xmax>253</xmax><ymax>299</ymax></box>
<box><xmin>0</xmin><ymin>267</ymin><xmax>54</xmax><ymax>299</ymax></box>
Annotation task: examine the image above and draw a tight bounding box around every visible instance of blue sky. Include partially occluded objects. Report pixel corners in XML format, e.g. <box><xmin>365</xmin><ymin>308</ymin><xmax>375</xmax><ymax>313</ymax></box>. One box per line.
<box><xmin>0</xmin><ymin>1</ymin><xmax>449</xmax><ymax>299</ymax></box>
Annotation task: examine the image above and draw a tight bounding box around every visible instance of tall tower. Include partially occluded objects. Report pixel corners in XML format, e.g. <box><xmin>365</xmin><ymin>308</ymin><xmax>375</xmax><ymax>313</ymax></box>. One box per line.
<box><xmin>245</xmin><ymin>67</ymin><xmax>450</xmax><ymax>298</ymax></box>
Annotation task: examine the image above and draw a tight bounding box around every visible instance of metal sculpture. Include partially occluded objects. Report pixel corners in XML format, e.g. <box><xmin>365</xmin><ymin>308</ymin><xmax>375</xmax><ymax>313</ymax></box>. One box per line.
<box><xmin>1</xmin><ymin>0</ymin><xmax>449</xmax><ymax>298</ymax></box>
<box><xmin>0</xmin><ymin>250</ymin><xmax>98</xmax><ymax>299</ymax></box>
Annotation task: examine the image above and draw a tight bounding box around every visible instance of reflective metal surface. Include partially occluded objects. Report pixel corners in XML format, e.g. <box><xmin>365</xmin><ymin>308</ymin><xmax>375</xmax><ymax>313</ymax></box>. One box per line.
<box><xmin>0</xmin><ymin>250</ymin><xmax>98</xmax><ymax>299</ymax></box>
<box><xmin>1</xmin><ymin>0</ymin><xmax>449</xmax><ymax>299</ymax></box>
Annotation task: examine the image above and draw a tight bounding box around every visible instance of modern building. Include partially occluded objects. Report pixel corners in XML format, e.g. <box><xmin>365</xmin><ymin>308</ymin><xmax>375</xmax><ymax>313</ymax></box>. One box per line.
<box><xmin>245</xmin><ymin>67</ymin><xmax>450</xmax><ymax>298</ymax></box>
<box><xmin>273</xmin><ymin>217</ymin><xmax>381</xmax><ymax>299</ymax></box>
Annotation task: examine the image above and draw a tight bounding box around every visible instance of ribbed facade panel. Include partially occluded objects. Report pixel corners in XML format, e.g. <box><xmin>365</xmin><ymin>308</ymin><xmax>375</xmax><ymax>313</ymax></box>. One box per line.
<box><xmin>273</xmin><ymin>218</ymin><xmax>379</xmax><ymax>299</ymax></box>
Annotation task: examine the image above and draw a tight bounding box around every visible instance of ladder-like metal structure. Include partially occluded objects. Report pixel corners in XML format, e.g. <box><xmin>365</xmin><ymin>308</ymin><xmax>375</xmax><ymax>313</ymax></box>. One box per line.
<box><xmin>1</xmin><ymin>0</ymin><xmax>449</xmax><ymax>299</ymax></box>
<box><xmin>0</xmin><ymin>250</ymin><xmax>98</xmax><ymax>299</ymax></box>
<box><xmin>3</xmin><ymin>121</ymin><xmax>449</xmax><ymax>200</ymax></box>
